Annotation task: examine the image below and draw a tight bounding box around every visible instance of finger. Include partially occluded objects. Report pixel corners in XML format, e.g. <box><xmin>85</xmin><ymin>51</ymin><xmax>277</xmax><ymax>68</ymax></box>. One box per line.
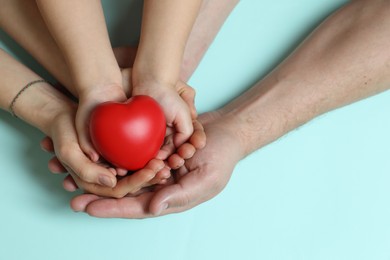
<box><xmin>149</xmin><ymin>168</ymin><xmax>216</xmax><ymax>216</ymax></box>
<box><xmin>48</xmin><ymin>156</ymin><xmax>67</xmax><ymax>173</ymax></box>
<box><xmin>83</xmin><ymin>192</ymin><xmax>155</xmax><ymax>218</ymax></box>
<box><xmin>177</xmin><ymin>143</ymin><xmax>196</xmax><ymax>160</ymax></box>
<box><xmin>75</xmin><ymin>110</ymin><xmax>99</xmax><ymax>162</ymax></box>
<box><xmin>74</xmin><ymin>159</ymin><xmax>164</xmax><ymax>199</ymax></box>
<box><xmin>114</xmin><ymin>159</ymin><xmax>165</xmax><ymax>195</ymax></box>
<box><xmin>61</xmin><ymin>144</ymin><xmax>117</xmax><ymax>188</ymax></box>
<box><xmin>167</xmin><ymin>154</ymin><xmax>185</xmax><ymax>170</ymax></box>
<box><xmin>165</xmin><ymin>126</ymin><xmax>174</xmax><ymax>137</ymax></box>
<box><xmin>173</xmin><ymin>111</ymin><xmax>194</xmax><ymax>147</ymax></box>
<box><xmin>71</xmin><ymin>193</ymin><xmax>102</xmax><ymax>212</ymax></box>
<box><xmin>147</xmin><ymin>166</ymin><xmax>171</xmax><ymax>185</ymax></box>
<box><xmin>40</xmin><ymin>136</ymin><xmax>54</xmax><ymax>153</ymax></box>
<box><xmin>63</xmin><ymin>175</ymin><xmax>78</xmax><ymax>192</ymax></box>
<box><xmin>116</xmin><ymin>168</ymin><xmax>128</xmax><ymax>177</ymax></box>
<box><xmin>190</xmin><ymin>120</ymin><xmax>206</xmax><ymax>149</ymax></box>
<box><xmin>177</xmin><ymin>82</ymin><xmax>197</xmax><ymax>119</ymax></box>
<box><xmin>156</xmin><ymin>134</ymin><xmax>175</xmax><ymax>160</ymax></box>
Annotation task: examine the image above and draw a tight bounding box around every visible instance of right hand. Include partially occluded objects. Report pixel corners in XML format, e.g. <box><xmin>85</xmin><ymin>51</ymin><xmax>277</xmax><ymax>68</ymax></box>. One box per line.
<box><xmin>75</xmin><ymin>84</ymin><xmax>127</xmax><ymax>165</ymax></box>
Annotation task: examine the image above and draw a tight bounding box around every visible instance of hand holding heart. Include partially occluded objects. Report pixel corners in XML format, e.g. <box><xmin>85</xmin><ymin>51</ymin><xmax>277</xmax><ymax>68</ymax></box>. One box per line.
<box><xmin>41</xmin><ymin>116</ymin><xmax>206</xmax><ymax>199</ymax></box>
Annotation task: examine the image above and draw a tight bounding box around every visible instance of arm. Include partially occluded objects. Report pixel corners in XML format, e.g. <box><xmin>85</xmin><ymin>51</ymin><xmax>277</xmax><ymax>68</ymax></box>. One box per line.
<box><xmin>0</xmin><ymin>0</ymin><xmax>73</xmax><ymax>93</ymax></box>
<box><xmin>71</xmin><ymin>0</ymin><xmax>390</xmax><ymax>217</ymax></box>
<box><xmin>0</xmin><ymin>0</ymin><xmax>204</xmax><ymax>193</ymax></box>
<box><xmin>35</xmin><ymin>0</ymin><xmax>126</xmax><ymax>169</ymax></box>
<box><xmin>180</xmin><ymin>0</ymin><xmax>240</xmax><ymax>82</ymax></box>
<box><xmin>0</xmin><ymin>48</ymin><xmax>113</xmax><ymax>187</ymax></box>
<box><xmin>0</xmin><ymin>48</ymin><xmax>168</xmax><ymax>198</ymax></box>
<box><xmin>132</xmin><ymin>0</ymin><xmax>203</xmax><ymax>147</ymax></box>
<box><xmin>133</xmin><ymin>0</ymin><xmax>202</xmax><ymax>86</ymax></box>
<box><xmin>0</xmin><ymin>48</ymin><xmax>70</xmax><ymax>135</ymax></box>
<box><xmin>35</xmin><ymin>0</ymin><xmax>122</xmax><ymax>94</ymax></box>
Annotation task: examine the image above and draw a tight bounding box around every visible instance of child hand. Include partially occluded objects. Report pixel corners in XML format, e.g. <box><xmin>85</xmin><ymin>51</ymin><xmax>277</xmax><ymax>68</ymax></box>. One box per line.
<box><xmin>75</xmin><ymin>85</ymin><xmax>127</xmax><ymax>166</ymax></box>
<box><xmin>132</xmin><ymin>80</ymin><xmax>195</xmax><ymax>149</ymax></box>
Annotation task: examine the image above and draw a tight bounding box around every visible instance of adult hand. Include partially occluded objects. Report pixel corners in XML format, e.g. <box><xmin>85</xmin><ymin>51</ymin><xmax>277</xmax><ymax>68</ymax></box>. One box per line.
<box><xmin>69</xmin><ymin>111</ymin><xmax>242</xmax><ymax>218</ymax></box>
<box><xmin>44</xmin><ymin>116</ymin><xmax>206</xmax><ymax>194</ymax></box>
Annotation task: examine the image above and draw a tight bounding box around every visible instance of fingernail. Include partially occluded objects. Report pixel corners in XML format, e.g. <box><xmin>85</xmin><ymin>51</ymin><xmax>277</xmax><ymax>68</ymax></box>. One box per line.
<box><xmin>99</xmin><ymin>175</ymin><xmax>114</xmax><ymax>187</ymax></box>
<box><xmin>108</xmin><ymin>168</ymin><xmax>117</xmax><ymax>176</ymax></box>
<box><xmin>156</xmin><ymin>202</ymin><xmax>168</xmax><ymax>216</ymax></box>
<box><xmin>90</xmin><ymin>152</ymin><xmax>99</xmax><ymax>162</ymax></box>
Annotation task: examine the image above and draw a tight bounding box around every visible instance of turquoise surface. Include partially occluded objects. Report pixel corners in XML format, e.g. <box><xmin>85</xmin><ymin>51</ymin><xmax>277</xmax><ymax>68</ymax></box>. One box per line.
<box><xmin>1</xmin><ymin>1</ymin><xmax>390</xmax><ymax>259</ymax></box>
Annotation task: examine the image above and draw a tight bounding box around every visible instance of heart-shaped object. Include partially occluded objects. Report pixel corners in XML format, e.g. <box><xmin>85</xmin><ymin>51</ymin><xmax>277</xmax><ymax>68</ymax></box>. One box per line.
<box><xmin>90</xmin><ymin>95</ymin><xmax>166</xmax><ymax>170</ymax></box>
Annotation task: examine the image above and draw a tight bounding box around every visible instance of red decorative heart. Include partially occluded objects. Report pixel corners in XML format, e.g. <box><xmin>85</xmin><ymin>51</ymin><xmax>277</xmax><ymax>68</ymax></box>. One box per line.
<box><xmin>90</xmin><ymin>95</ymin><xmax>166</xmax><ymax>170</ymax></box>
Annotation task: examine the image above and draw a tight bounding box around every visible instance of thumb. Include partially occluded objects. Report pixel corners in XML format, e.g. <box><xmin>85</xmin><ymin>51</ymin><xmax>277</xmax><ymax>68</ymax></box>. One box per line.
<box><xmin>178</xmin><ymin>83</ymin><xmax>197</xmax><ymax>119</ymax></box>
<box><xmin>149</xmin><ymin>184</ymin><xmax>190</xmax><ymax>216</ymax></box>
<box><xmin>149</xmin><ymin>167</ymin><xmax>211</xmax><ymax>216</ymax></box>
<box><xmin>173</xmin><ymin>109</ymin><xmax>194</xmax><ymax>147</ymax></box>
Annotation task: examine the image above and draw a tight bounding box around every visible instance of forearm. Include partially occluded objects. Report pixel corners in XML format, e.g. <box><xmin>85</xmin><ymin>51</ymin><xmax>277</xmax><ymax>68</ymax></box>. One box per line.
<box><xmin>35</xmin><ymin>0</ymin><xmax>121</xmax><ymax>93</ymax></box>
<box><xmin>0</xmin><ymin>0</ymin><xmax>73</xmax><ymax>93</ymax></box>
<box><xmin>222</xmin><ymin>0</ymin><xmax>390</xmax><ymax>156</ymax></box>
<box><xmin>0</xmin><ymin>49</ymin><xmax>74</xmax><ymax>135</ymax></box>
<box><xmin>181</xmin><ymin>0</ymin><xmax>239</xmax><ymax>82</ymax></box>
<box><xmin>133</xmin><ymin>0</ymin><xmax>202</xmax><ymax>87</ymax></box>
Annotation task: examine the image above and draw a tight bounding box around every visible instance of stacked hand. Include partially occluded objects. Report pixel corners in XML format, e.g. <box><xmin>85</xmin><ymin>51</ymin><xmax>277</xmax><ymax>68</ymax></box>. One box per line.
<box><xmin>41</xmin><ymin>108</ymin><xmax>244</xmax><ymax>218</ymax></box>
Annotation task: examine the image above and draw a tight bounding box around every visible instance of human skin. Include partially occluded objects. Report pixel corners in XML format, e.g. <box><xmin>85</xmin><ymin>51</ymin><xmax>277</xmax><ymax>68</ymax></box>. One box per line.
<box><xmin>0</xmin><ymin>45</ymin><xmax>208</xmax><ymax>198</ymax></box>
<box><xmin>0</xmin><ymin>48</ymin><xmax>171</xmax><ymax>197</ymax></box>
<box><xmin>35</xmin><ymin>0</ymin><xmax>127</xmax><ymax>187</ymax></box>
<box><xmin>70</xmin><ymin>0</ymin><xmax>390</xmax><ymax>217</ymax></box>
<box><xmin>0</xmin><ymin>0</ymin><xmax>124</xmax><ymax>187</ymax></box>
<box><xmin>0</xmin><ymin>0</ymin><xmax>226</xmax><ymax>197</ymax></box>
<box><xmin>0</xmin><ymin>0</ymin><xmax>239</xmax><ymax>200</ymax></box>
<box><xmin>132</xmin><ymin>0</ymin><xmax>202</xmax><ymax>149</ymax></box>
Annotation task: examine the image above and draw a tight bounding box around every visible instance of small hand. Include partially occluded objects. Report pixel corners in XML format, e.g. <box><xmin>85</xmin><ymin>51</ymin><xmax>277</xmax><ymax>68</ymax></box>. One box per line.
<box><xmin>132</xmin><ymin>80</ymin><xmax>195</xmax><ymax>149</ymax></box>
<box><xmin>76</xmin><ymin>85</ymin><xmax>127</xmax><ymax>164</ymax></box>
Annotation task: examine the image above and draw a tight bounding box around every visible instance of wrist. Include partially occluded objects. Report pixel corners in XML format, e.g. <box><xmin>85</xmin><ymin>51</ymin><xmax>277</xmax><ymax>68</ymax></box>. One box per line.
<box><xmin>78</xmin><ymin>83</ymin><xmax>127</xmax><ymax>104</ymax></box>
<box><xmin>220</xmin><ymin>79</ymin><xmax>318</xmax><ymax>157</ymax></box>
<box><xmin>132</xmin><ymin>78</ymin><xmax>176</xmax><ymax>96</ymax></box>
<box><xmin>73</xmin><ymin>68</ymin><xmax>123</xmax><ymax>97</ymax></box>
<box><xmin>132</xmin><ymin>60</ymin><xmax>179</xmax><ymax>92</ymax></box>
<box><xmin>13</xmin><ymin>82</ymin><xmax>76</xmax><ymax>136</ymax></box>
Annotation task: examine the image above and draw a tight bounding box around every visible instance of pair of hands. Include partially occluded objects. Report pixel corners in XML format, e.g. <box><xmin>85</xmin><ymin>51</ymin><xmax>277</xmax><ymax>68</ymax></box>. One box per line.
<box><xmin>43</xmin><ymin>110</ymin><xmax>242</xmax><ymax>217</ymax></box>
<box><xmin>55</xmin><ymin>46</ymin><xmax>199</xmax><ymax>191</ymax></box>
<box><xmin>41</xmin><ymin>46</ymin><xmax>245</xmax><ymax>217</ymax></box>
<box><xmin>45</xmin><ymin>79</ymin><xmax>203</xmax><ymax>199</ymax></box>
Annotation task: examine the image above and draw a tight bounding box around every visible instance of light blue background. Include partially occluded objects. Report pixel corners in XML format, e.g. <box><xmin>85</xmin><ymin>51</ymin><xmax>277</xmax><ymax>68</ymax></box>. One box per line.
<box><xmin>1</xmin><ymin>1</ymin><xmax>390</xmax><ymax>259</ymax></box>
